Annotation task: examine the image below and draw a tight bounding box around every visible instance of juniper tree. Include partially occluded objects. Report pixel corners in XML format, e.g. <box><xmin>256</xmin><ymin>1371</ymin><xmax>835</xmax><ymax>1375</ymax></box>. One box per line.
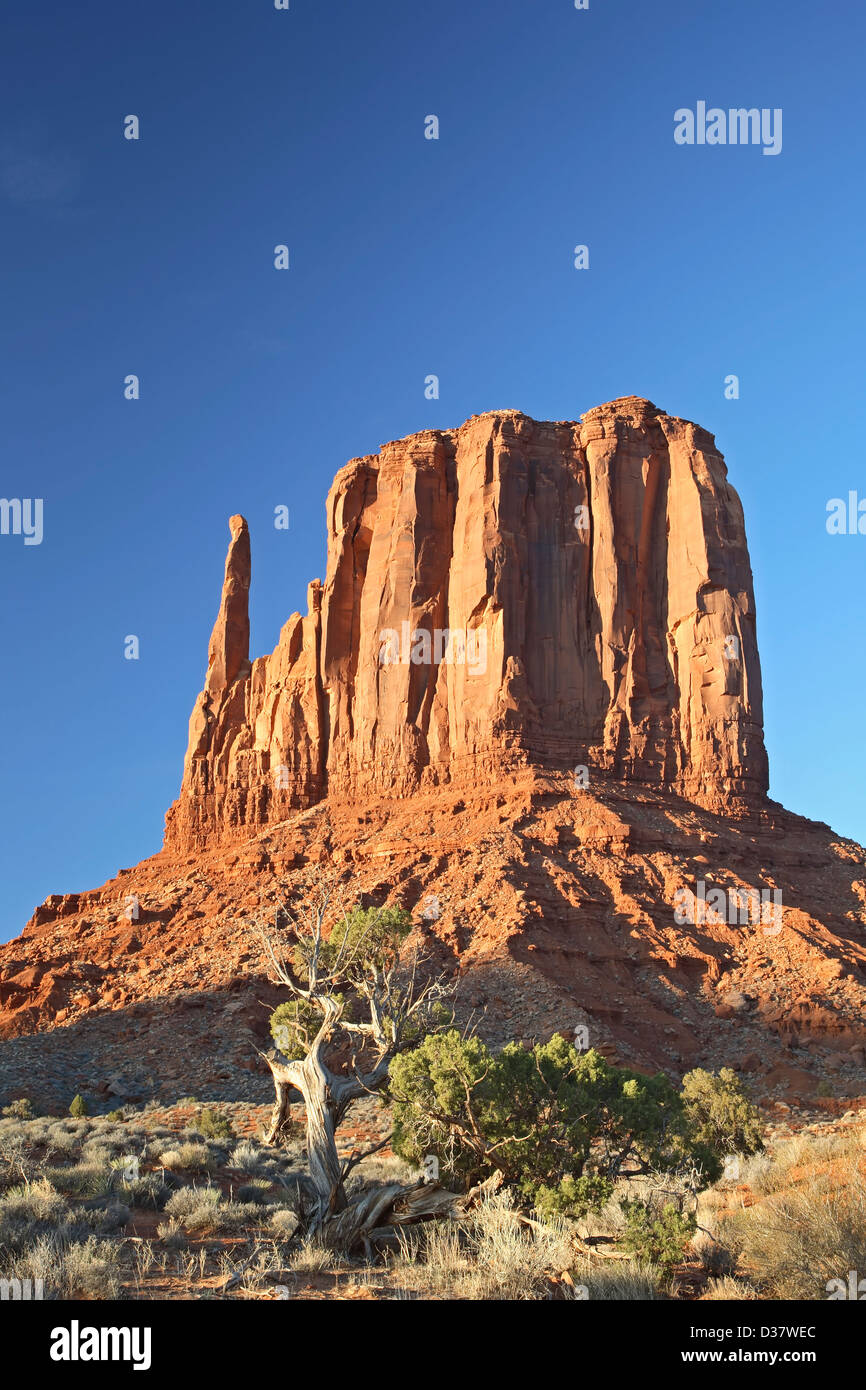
<box><xmin>255</xmin><ymin>877</ymin><xmax>453</xmax><ymax>1239</ymax></box>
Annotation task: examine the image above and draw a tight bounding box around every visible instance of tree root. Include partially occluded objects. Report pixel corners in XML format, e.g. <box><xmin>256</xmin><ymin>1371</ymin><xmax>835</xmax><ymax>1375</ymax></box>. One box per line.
<box><xmin>317</xmin><ymin>1171</ymin><xmax>503</xmax><ymax>1254</ymax></box>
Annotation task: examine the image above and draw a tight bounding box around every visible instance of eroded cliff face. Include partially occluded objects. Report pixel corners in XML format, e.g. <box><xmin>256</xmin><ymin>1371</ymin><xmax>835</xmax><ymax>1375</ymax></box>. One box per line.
<box><xmin>164</xmin><ymin>398</ymin><xmax>768</xmax><ymax>850</ymax></box>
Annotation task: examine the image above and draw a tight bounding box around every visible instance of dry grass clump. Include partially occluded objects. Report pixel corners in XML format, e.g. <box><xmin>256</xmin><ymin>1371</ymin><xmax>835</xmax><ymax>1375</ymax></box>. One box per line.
<box><xmin>234</xmin><ymin>1179</ymin><xmax>273</xmax><ymax>1205</ymax></box>
<box><xmin>288</xmin><ymin>1238</ymin><xmax>336</xmax><ymax>1274</ymax></box>
<box><xmin>163</xmin><ymin>1184</ymin><xmax>221</xmax><ymax>1227</ymax></box>
<box><xmin>1</xmin><ymin>1231</ymin><xmax>120</xmax><ymax>1299</ymax></box>
<box><xmin>157</xmin><ymin>1141</ymin><xmax>214</xmax><ymax>1173</ymax></box>
<box><xmin>156</xmin><ymin>1216</ymin><xmax>188</xmax><ymax>1249</ymax></box>
<box><xmin>0</xmin><ymin>1177</ymin><xmax>73</xmax><ymax>1252</ymax></box>
<box><xmin>721</xmin><ymin>1133</ymin><xmax>866</xmax><ymax>1298</ymax></box>
<box><xmin>394</xmin><ymin>1190</ymin><xmax>587</xmax><ymax>1300</ymax></box>
<box><xmin>269</xmin><ymin>1208</ymin><xmax>300</xmax><ymax>1239</ymax></box>
<box><xmin>701</xmin><ymin>1274</ymin><xmax>760</xmax><ymax>1300</ymax></box>
<box><xmin>568</xmin><ymin>1257</ymin><xmax>664</xmax><ymax>1300</ymax></box>
<box><xmin>42</xmin><ymin>1161</ymin><xmax>114</xmax><ymax>1199</ymax></box>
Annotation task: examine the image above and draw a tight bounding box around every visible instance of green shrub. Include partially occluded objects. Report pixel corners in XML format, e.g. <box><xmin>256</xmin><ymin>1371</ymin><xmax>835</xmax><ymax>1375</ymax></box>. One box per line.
<box><xmin>391</xmin><ymin>1032</ymin><xmax>722</xmax><ymax>1212</ymax></box>
<box><xmin>269</xmin><ymin>998</ymin><xmax>323</xmax><ymax>1059</ymax></box>
<box><xmin>619</xmin><ymin>1200</ymin><xmax>696</xmax><ymax>1276</ymax></box>
<box><xmin>194</xmin><ymin>1108</ymin><xmax>234</xmax><ymax>1142</ymax></box>
<box><xmin>680</xmin><ymin>1068</ymin><xmax>764</xmax><ymax>1160</ymax></box>
<box><xmin>68</xmin><ymin>1095</ymin><xmax>88</xmax><ymax>1119</ymax></box>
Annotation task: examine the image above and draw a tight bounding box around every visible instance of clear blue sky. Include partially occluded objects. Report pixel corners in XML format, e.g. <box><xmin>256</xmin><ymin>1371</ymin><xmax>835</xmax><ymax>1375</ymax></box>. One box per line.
<box><xmin>1</xmin><ymin>0</ymin><xmax>864</xmax><ymax>941</ymax></box>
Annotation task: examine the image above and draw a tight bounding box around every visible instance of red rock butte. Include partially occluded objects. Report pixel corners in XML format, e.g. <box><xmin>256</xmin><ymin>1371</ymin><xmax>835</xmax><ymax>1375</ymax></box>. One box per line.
<box><xmin>165</xmin><ymin>398</ymin><xmax>768</xmax><ymax>851</ymax></box>
<box><xmin>4</xmin><ymin>398</ymin><xmax>865</xmax><ymax>1099</ymax></box>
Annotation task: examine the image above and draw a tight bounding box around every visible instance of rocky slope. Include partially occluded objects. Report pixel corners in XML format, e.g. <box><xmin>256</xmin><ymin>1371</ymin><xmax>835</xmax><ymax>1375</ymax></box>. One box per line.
<box><xmin>2</xmin><ymin>399</ymin><xmax>864</xmax><ymax>1112</ymax></box>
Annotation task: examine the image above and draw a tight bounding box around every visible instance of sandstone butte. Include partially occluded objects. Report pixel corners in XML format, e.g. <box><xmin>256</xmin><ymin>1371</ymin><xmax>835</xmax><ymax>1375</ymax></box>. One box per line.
<box><xmin>2</xmin><ymin>398</ymin><xmax>866</xmax><ymax>1105</ymax></box>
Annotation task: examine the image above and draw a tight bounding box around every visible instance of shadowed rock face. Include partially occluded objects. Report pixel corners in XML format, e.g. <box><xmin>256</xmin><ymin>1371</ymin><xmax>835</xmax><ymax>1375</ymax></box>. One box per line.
<box><xmin>164</xmin><ymin>398</ymin><xmax>769</xmax><ymax>851</ymax></box>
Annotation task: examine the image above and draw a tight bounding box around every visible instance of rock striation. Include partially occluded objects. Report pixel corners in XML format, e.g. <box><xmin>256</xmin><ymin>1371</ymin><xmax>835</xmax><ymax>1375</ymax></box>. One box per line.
<box><xmin>165</xmin><ymin>398</ymin><xmax>768</xmax><ymax>851</ymax></box>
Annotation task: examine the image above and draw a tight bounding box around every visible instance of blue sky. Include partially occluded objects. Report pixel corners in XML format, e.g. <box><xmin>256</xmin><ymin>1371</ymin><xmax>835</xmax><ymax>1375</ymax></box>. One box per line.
<box><xmin>1</xmin><ymin>0</ymin><xmax>864</xmax><ymax>941</ymax></box>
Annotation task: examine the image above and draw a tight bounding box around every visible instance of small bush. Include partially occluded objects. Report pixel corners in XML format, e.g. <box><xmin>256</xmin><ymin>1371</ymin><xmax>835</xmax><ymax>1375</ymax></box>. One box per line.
<box><xmin>203</xmin><ymin>1202</ymin><xmax>264</xmax><ymax>1233</ymax></box>
<box><xmin>159</xmin><ymin>1142</ymin><xmax>213</xmax><ymax>1173</ymax></box>
<box><xmin>2</xmin><ymin>1099</ymin><xmax>35</xmax><ymax>1121</ymax></box>
<box><xmin>82</xmin><ymin>1202</ymin><xmax>130</xmax><ymax>1234</ymax></box>
<box><xmin>2</xmin><ymin>1233</ymin><xmax>120</xmax><ymax>1299</ymax></box>
<box><xmin>164</xmin><ymin>1185</ymin><xmax>220</xmax><ymax>1223</ymax></box>
<box><xmin>0</xmin><ymin>1179</ymin><xmax>73</xmax><ymax>1254</ymax></box>
<box><xmin>619</xmin><ymin>1200</ymin><xmax>696</xmax><ymax>1276</ymax></box>
<box><xmin>194</xmin><ymin>1109</ymin><xmax>234</xmax><ymax>1142</ymax></box>
<box><xmin>270</xmin><ymin>1208</ymin><xmax>299</xmax><ymax>1238</ymax></box>
<box><xmin>235</xmin><ymin>1181</ymin><xmax>272</xmax><ymax>1205</ymax></box>
<box><xmin>289</xmin><ymin>1238</ymin><xmax>334</xmax><ymax>1273</ymax></box>
<box><xmin>69</xmin><ymin>1096</ymin><xmax>88</xmax><ymax>1119</ymax></box>
<box><xmin>229</xmin><ymin>1140</ymin><xmax>272</xmax><ymax>1176</ymax></box>
<box><xmin>156</xmin><ymin>1217</ymin><xmax>188</xmax><ymax>1248</ymax></box>
<box><xmin>44</xmin><ymin>1126</ymin><xmax>83</xmax><ymax>1158</ymax></box>
<box><xmin>681</xmin><ymin>1068</ymin><xmax>764</xmax><ymax>1161</ymax></box>
<box><xmin>123</xmin><ymin>1173</ymin><xmax>171</xmax><ymax>1210</ymax></box>
<box><xmin>43</xmin><ymin>1163</ymin><xmax>114</xmax><ymax>1199</ymax></box>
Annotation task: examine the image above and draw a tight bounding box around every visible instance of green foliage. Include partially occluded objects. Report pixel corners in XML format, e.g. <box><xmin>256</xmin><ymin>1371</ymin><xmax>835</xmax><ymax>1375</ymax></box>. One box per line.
<box><xmin>391</xmin><ymin>1030</ymin><xmax>493</xmax><ymax>1189</ymax></box>
<box><xmin>68</xmin><ymin>1095</ymin><xmax>88</xmax><ymax>1119</ymax></box>
<box><xmin>194</xmin><ymin>1108</ymin><xmax>234</xmax><ymax>1141</ymax></box>
<box><xmin>296</xmin><ymin>905</ymin><xmax>413</xmax><ymax>985</ymax></box>
<box><xmin>533</xmin><ymin>1173</ymin><xmax>614</xmax><ymax>1221</ymax></box>
<box><xmin>269</xmin><ymin>998</ymin><xmax>326</xmax><ymax>1059</ymax></box>
<box><xmin>104</xmin><ymin>1109</ymin><xmax>125</xmax><ymax>1123</ymax></box>
<box><xmin>680</xmin><ymin>1068</ymin><xmax>764</xmax><ymax>1160</ymax></box>
<box><xmin>619</xmin><ymin>1200</ymin><xmax>696</xmax><ymax>1275</ymax></box>
<box><xmin>269</xmin><ymin>904</ymin><xmax>420</xmax><ymax>1059</ymax></box>
<box><xmin>2</xmin><ymin>1098</ymin><xmax>35</xmax><ymax>1121</ymax></box>
<box><xmin>391</xmin><ymin>1032</ymin><xmax>723</xmax><ymax>1213</ymax></box>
